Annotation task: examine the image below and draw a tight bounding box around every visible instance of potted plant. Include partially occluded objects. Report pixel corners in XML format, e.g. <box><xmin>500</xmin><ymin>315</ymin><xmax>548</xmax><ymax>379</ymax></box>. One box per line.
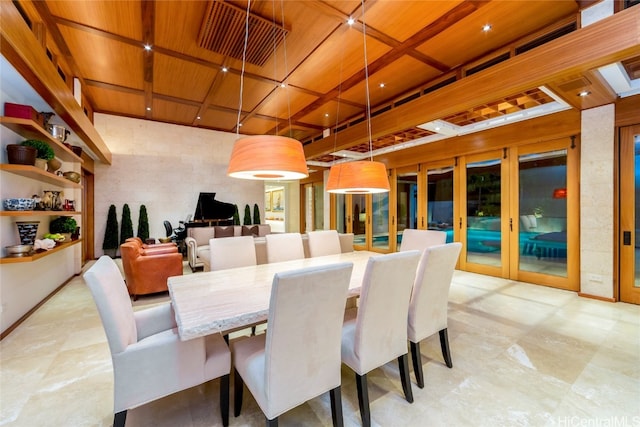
<box><xmin>233</xmin><ymin>204</ymin><xmax>240</xmax><ymax>225</ymax></box>
<box><xmin>137</xmin><ymin>204</ymin><xmax>150</xmax><ymax>242</ymax></box>
<box><xmin>49</xmin><ymin>216</ymin><xmax>77</xmax><ymax>242</ymax></box>
<box><xmin>120</xmin><ymin>203</ymin><xmax>134</xmax><ymax>244</ymax></box>
<box><xmin>102</xmin><ymin>204</ymin><xmax>119</xmax><ymax>258</ymax></box>
<box><xmin>21</xmin><ymin>140</ymin><xmax>54</xmax><ymax>170</ymax></box>
<box><xmin>243</xmin><ymin>204</ymin><xmax>252</xmax><ymax>225</ymax></box>
<box><xmin>253</xmin><ymin>203</ymin><xmax>261</xmax><ymax>224</ymax></box>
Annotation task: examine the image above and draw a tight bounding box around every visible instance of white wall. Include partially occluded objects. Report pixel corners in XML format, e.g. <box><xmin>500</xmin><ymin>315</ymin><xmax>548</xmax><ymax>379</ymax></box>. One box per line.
<box><xmin>93</xmin><ymin>114</ymin><xmax>264</xmax><ymax>255</ymax></box>
<box><xmin>580</xmin><ymin>104</ymin><xmax>615</xmax><ymax>299</ymax></box>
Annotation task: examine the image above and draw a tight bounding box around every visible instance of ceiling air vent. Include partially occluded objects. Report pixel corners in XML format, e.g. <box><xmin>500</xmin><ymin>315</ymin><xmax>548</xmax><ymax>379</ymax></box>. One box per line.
<box><xmin>197</xmin><ymin>1</ymin><xmax>289</xmax><ymax>67</ymax></box>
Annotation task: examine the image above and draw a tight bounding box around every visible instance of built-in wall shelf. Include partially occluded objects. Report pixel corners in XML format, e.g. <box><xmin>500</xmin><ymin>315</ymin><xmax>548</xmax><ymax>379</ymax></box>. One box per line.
<box><xmin>0</xmin><ymin>117</ymin><xmax>83</xmax><ymax>163</ymax></box>
<box><xmin>0</xmin><ymin>239</ymin><xmax>82</xmax><ymax>264</ymax></box>
<box><xmin>0</xmin><ymin>211</ymin><xmax>81</xmax><ymax>217</ymax></box>
<box><xmin>0</xmin><ymin>164</ymin><xmax>82</xmax><ymax>187</ymax></box>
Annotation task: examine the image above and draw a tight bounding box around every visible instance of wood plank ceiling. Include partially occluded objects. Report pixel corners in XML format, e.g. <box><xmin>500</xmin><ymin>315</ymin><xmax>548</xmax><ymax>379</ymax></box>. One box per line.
<box><xmin>15</xmin><ymin>0</ymin><xmax>639</xmax><ymax>165</ymax></box>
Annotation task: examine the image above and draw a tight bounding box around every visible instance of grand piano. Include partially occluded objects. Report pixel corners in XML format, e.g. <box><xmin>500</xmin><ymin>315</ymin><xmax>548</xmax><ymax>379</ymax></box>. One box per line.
<box><xmin>186</xmin><ymin>192</ymin><xmax>236</xmax><ymax>228</ymax></box>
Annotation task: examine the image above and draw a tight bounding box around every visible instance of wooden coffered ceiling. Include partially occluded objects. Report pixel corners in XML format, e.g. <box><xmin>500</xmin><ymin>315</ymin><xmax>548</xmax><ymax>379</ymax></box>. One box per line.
<box><xmin>7</xmin><ymin>0</ymin><xmax>640</xmax><ymax>165</ymax></box>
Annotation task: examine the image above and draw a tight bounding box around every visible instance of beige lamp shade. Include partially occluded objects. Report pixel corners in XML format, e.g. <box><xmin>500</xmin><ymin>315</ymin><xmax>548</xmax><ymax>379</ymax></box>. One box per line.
<box><xmin>326</xmin><ymin>160</ymin><xmax>390</xmax><ymax>194</ymax></box>
<box><xmin>227</xmin><ymin>135</ymin><xmax>309</xmax><ymax>180</ymax></box>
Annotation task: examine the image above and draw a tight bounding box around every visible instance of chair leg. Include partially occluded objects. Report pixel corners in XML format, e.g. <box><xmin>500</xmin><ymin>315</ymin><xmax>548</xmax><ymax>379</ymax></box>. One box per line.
<box><xmin>266</xmin><ymin>417</ymin><xmax>278</xmax><ymax>427</ymax></box>
<box><xmin>251</xmin><ymin>326</ymin><xmax>256</xmax><ymax>336</ymax></box>
<box><xmin>329</xmin><ymin>386</ymin><xmax>344</xmax><ymax>427</ymax></box>
<box><xmin>355</xmin><ymin>373</ymin><xmax>370</xmax><ymax>427</ymax></box>
<box><xmin>398</xmin><ymin>354</ymin><xmax>414</xmax><ymax>403</ymax></box>
<box><xmin>113</xmin><ymin>410</ymin><xmax>127</xmax><ymax>427</ymax></box>
<box><xmin>234</xmin><ymin>368</ymin><xmax>244</xmax><ymax>417</ymax></box>
<box><xmin>410</xmin><ymin>341</ymin><xmax>424</xmax><ymax>389</ymax></box>
<box><xmin>219</xmin><ymin>374</ymin><xmax>229</xmax><ymax>427</ymax></box>
<box><xmin>439</xmin><ymin>328</ymin><xmax>453</xmax><ymax>368</ymax></box>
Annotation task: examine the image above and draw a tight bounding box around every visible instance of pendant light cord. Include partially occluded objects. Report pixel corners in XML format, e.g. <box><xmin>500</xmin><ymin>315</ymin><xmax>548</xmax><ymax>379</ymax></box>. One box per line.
<box><xmin>236</xmin><ymin>0</ymin><xmax>251</xmax><ymax>138</ymax></box>
<box><xmin>361</xmin><ymin>0</ymin><xmax>373</xmax><ymax>161</ymax></box>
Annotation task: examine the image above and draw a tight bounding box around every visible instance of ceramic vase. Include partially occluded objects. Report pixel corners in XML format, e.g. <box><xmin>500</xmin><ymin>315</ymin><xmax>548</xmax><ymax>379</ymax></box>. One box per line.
<box><xmin>16</xmin><ymin>221</ymin><xmax>39</xmax><ymax>245</ymax></box>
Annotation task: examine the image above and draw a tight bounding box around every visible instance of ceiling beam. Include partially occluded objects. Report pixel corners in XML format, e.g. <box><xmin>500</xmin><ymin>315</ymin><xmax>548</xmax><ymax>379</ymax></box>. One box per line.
<box><xmin>304</xmin><ymin>6</ymin><xmax>640</xmax><ymax>159</ymax></box>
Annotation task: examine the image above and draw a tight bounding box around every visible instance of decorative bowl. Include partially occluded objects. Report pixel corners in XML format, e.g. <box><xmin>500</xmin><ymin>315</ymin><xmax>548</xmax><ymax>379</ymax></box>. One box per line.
<box><xmin>63</xmin><ymin>171</ymin><xmax>80</xmax><ymax>183</ymax></box>
<box><xmin>5</xmin><ymin>244</ymin><xmax>33</xmax><ymax>256</ymax></box>
<box><xmin>158</xmin><ymin>237</ymin><xmax>172</xmax><ymax>243</ymax></box>
<box><xmin>4</xmin><ymin>198</ymin><xmax>36</xmax><ymax>211</ymax></box>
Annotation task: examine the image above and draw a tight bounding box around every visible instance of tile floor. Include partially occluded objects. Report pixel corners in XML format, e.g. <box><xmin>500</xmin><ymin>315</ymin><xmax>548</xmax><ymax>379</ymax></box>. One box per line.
<box><xmin>1</xmin><ymin>261</ymin><xmax>638</xmax><ymax>427</ymax></box>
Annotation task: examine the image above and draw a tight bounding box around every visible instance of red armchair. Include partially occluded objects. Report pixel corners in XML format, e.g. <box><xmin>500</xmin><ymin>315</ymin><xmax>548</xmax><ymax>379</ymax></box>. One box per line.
<box><xmin>125</xmin><ymin>237</ymin><xmax>178</xmax><ymax>255</ymax></box>
<box><xmin>120</xmin><ymin>242</ymin><xmax>183</xmax><ymax>299</ymax></box>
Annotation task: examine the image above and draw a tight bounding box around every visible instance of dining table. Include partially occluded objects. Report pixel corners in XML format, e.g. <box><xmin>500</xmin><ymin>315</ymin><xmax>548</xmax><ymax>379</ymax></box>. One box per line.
<box><xmin>168</xmin><ymin>250</ymin><xmax>378</xmax><ymax>341</ymax></box>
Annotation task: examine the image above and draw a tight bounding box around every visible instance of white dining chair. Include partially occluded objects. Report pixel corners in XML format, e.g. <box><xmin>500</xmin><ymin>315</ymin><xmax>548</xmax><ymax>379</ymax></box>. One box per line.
<box><xmin>307</xmin><ymin>230</ymin><xmax>342</xmax><ymax>257</ymax></box>
<box><xmin>265</xmin><ymin>232</ymin><xmax>305</xmax><ymax>263</ymax></box>
<box><xmin>232</xmin><ymin>262</ymin><xmax>354</xmax><ymax>426</ymax></box>
<box><xmin>83</xmin><ymin>256</ymin><xmax>231</xmax><ymax>427</ymax></box>
<box><xmin>341</xmin><ymin>250</ymin><xmax>421</xmax><ymax>427</ymax></box>
<box><xmin>408</xmin><ymin>242</ymin><xmax>462</xmax><ymax>388</ymax></box>
<box><xmin>399</xmin><ymin>229</ymin><xmax>446</xmax><ymax>252</ymax></box>
<box><xmin>209</xmin><ymin>235</ymin><xmax>257</xmax><ymax>271</ymax></box>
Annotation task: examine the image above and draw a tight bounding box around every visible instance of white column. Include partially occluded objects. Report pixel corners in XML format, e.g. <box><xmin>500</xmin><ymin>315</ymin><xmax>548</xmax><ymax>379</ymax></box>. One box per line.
<box><xmin>580</xmin><ymin>104</ymin><xmax>615</xmax><ymax>299</ymax></box>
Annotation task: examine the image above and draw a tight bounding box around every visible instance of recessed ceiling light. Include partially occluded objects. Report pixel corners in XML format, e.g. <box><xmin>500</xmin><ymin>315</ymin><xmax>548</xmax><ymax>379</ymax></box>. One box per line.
<box><xmin>482</xmin><ymin>24</ymin><xmax>492</xmax><ymax>32</ymax></box>
<box><xmin>280</xmin><ymin>83</ymin><xmax>286</xmax><ymax>88</ymax></box>
<box><xmin>146</xmin><ymin>107</ymin><xmax>151</xmax><ymax>111</ymax></box>
<box><xmin>143</xmin><ymin>44</ymin><xmax>152</xmax><ymax>51</ymax></box>
<box><xmin>578</xmin><ymin>90</ymin><xmax>591</xmax><ymax>97</ymax></box>
<box><xmin>347</xmin><ymin>17</ymin><xmax>355</xmax><ymax>25</ymax></box>
<box><xmin>379</xmin><ymin>83</ymin><xmax>385</xmax><ymax>88</ymax></box>
<box><xmin>324</xmin><ymin>113</ymin><xmax>329</xmax><ymax>118</ymax></box>
<box><xmin>238</xmin><ymin>123</ymin><xmax>243</xmax><ymax>127</ymax></box>
<box><xmin>221</xmin><ymin>66</ymin><xmax>228</xmax><ymax>72</ymax></box>
<box><xmin>196</xmin><ymin>116</ymin><xmax>201</xmax><ymax>120</ymax></box>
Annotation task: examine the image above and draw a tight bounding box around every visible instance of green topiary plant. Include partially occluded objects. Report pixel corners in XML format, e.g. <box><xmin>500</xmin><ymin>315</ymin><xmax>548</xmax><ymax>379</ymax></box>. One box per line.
<box><xmin>233</xmin><ymin>204</ymin><xmax>240</xmax><ymax>225</ymax></box>
<box><xmin>120</xmin><ymin>203</ymin><xmax>134</xmax><ymax>244</ymax></box>
<box><xmin>137</xmin><ymin>204</ymin><xmax>149</xmax><ymax>241</ymax></box>
<box><xmin>21</xmin><ymin>139</ymin><xmax>54</xmax><ymax>160</ymax></box>
<box><xmin>243</xmin><ymin>204</ymin><xmax>252</xmax><ymax>225</ymax></box>
<box><xmin>49</xmin><ymin>216</ymin><xmax>77</xmax><ymax>233</ymax></box>
<box><xmin>253</xmin><ymin>203</ymin><xmax>261</xmax><ymax>224</ymax></box>
<box><xmin>102</xmin><ymin>205</ymin><xmax>119</xmax><ymax>257</ymax></box>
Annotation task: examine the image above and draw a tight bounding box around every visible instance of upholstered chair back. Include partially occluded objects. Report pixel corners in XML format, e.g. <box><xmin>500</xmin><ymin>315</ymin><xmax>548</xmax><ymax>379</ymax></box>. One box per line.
<box><xmin>209</xmin><ymin>236</ymin><xmax>257</xmax><ymax>271</ymax></box>
<box><xmin>83</xmin><ymin>256</ymin><xmax>137</xmax><ymax>355</ymax></box>
<box><xmin>399</xmin><ymin>229</ymin><xmax>446</xmax><ymax>252</ymax></box>
<box><xmin>408</xmin><ymin>242</ymin><xmax>462</xmax><ymax>343</ymax></box>
<box><xmin>264</xmin><ymin>262</ymin><xmax>352</xmax><ymax>417</ymax></box>
<box><xmin>307</xmin><ymin>230</ymin><xmax>342</xmax><ymax>257</ymax></box>
<box><xmin>344</xmin><ymin>250</ymin><xmax>420</xmax><ymax>374</ymax></box>
<box><xmin>265</xmin><ymin>232</ymin><xmax>305</xmax><ymax>263</ymax></box>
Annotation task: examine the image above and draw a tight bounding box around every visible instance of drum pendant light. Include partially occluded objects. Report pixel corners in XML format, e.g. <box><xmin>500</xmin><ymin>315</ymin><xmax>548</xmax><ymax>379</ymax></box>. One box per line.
<box><xmin>227</xmin><ymin>0</ymin><xmax>308</xmax><ymax>181</ymax></box>
<box><xmin>326</xmin><ymin>0</ymin><xmax>389</xmax><ymax>194</ymax></box>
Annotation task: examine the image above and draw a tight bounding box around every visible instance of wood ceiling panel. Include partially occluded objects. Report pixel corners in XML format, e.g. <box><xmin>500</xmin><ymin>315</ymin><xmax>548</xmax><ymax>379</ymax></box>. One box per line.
<box><xmin>364</xmin><ymin>0</ymin><xmax>462</xmax><ymax>43</ymax></box>
<box><xmin>287</xmin><ymin>27</ymin><xmax>391</xmax><ymax>94</ymax></box>
<box><xmin>298</xmin><ymin>100</ymin><xmax>363</xmax><ymax>128</ymax></box>
<box><xmin>154</xmin><ymin>1</ymin><xmax>224</xmax><ymax>64</ymax></box>
<box><xmin>416</xmin><ymin>1</ymin><xmax>578</xmax><ymax>69</ymax></box>
<box><xmin>85</xmin><ymin>86</ymin><xmax>145</xmax><ymax>117</ymax></box>
<box><xmin>199</xmin><ymin>108</ymin><xmax>239</xmax><ymax>131</ymax></box>
<box><xmin>58</xmin><ymin>26</ymin><xmax>144</xmax><ymax>90</ymax></box>
<box><xmin>254</xmin><ymin>88</ymin><xmax>318</xmax><ymax>120</ymax></box>
<box><xmin>153</xmin><ymin>53</ymin><xmax>217</xmax><ymax>102</ymax></box>
<box><xmin>278</xmin><ymin>124</ymin><xmax>318</xmax><ymax>142</ymax></box>
<box><xmin>237</xmin><ymin>116</ymin><xmax>285</xmax><ymax>135</ymax></box>
<box><xmin>151</xmin><ymin>99</ymin><xmax>200</xmax><ymax>125</ymax></box>
<box><xmin>209</xmin><ymin>73</ymin><xmax>275</xmax><ymax>111</ymax></box>
<box><xmin>48</xmin><ymin>0</ymin><xmax>142</xmax><ymax>39</ymax></box>
<box><xmin>340</xmin><ymin>55</ymin><xmax>441</xmax><ymax>105</ymax></box>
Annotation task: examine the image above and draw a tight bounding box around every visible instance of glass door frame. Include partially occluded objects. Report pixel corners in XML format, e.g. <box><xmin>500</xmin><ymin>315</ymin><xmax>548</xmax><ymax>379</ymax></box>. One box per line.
<box><xmin>510</xmin><ymin>138</ymin><xmax>580</xmax><ymax>291</ymax></box>
<box><xmin>421</xmin><ymin>157</ymin><xmax>459</xmax><ymax>239</ymax></box>
<box><xmin>459</xmin><ymin>149</ymin><xmax>510</xmax><ymax>278</ymax></box>
<box><xmin>619</xmin><ymin>124</ymin><xmax>640</xmax><ymax>303</ymax></box>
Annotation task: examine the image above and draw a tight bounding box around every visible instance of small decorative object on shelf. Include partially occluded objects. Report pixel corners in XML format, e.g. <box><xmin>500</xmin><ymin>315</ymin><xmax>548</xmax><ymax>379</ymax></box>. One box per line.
<box><xmin>5</xmin><ymin>244</ymin><xmax>33</xmax><ymax>257</ymax></box>
<box><xmin>6</xmin><ymin>144</ymin><xmax>36</xmax><ymax>165</ymax></box>
<box><xmin>16</xmin><ymin>221</ymin><xmax>39</xmax><ymax>245</ymax></box>
<box><xmin>21</xmin><ymin>139</ymin><xmax>54</xmax><ymax>170</ymax></box>
<box><xmin>62</xmin><ymin>171</ymin><xmax>80</xmax><ymax>183</ymax></box>
<box><xmin>4</xmin><ymin>198</ymin><xmax>36</xmax><ymax>211</ymax></box>
<box><xmin>49</xmin><ymin>216</ymin><xmax>77</xmax><ymax>235</ymax></box>
<box><xmin>42</xmin><ymin>190</ymin><xmax>64</xmax><ymax>210</ymax></box>
<box><xmin>47</xmin><ymin>157</ymin><xmax>62</xmax><ymax>173</ymax></box>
